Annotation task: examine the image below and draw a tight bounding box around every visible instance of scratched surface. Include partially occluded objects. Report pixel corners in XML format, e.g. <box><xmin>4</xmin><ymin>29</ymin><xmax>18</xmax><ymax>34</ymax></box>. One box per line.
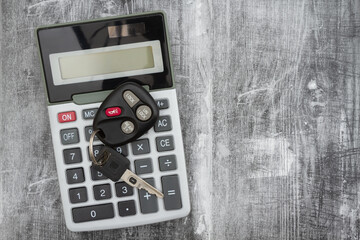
<box><xmin>1</xmin><ymin>0</ymin><xmax>360</xmax><ymax>239</ymax></box>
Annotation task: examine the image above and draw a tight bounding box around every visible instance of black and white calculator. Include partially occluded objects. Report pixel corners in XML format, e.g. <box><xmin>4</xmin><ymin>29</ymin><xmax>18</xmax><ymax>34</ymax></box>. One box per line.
<box><xmin>37</xmin><ymin>12</ymin><xmax>190</xmax><ymax>232</ymax></box>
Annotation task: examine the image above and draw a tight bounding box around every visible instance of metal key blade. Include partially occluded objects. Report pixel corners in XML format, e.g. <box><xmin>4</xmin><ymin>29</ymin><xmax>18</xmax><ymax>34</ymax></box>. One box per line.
<box><xmin>121</xmin><ymin>169</ymin><xmax>164</xmax><ymax>199</ymax></box>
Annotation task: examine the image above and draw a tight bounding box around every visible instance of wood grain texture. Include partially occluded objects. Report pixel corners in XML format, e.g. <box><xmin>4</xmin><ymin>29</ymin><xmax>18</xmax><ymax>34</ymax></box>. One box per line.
<box><xmin>1</xmin><ymin>0</ymin><xmax>360</xmax><ymax>239</ymax></box>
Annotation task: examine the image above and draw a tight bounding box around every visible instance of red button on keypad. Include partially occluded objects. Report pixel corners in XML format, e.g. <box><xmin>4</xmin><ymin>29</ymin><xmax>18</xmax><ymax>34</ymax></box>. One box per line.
<box><xmin>105</xmin><ymin>107</ymin><xmax>121</xmax><ymax>117</ymax></box>
<box><xmin>58</xmin><ymin>111</ymin><xmax>76</xmax><ymax>123</ymax></box>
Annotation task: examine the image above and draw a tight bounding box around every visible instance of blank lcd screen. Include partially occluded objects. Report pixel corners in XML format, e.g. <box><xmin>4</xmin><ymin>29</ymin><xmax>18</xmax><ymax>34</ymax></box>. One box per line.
<box><xmin>59</xmin><ymin>46</ymin><xmax>155</xmax><ymax>79</ymax></box>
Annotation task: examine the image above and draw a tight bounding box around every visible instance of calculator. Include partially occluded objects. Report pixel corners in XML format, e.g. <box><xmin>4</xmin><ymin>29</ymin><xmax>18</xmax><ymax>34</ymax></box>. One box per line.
<box><xmin>36</xmin><ymin>12</ymin><xmax>191</xmax><ymax>232</ymax></box>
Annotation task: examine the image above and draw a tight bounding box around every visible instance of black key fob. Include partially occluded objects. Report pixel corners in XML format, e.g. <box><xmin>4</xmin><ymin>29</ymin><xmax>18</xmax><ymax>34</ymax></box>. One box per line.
<box><xmin>92</xmin><ymin>146</ymin><xmax>130</xmax><ymax>182</ymax></box>
<box><xmin>93</xmin><ymin>82</ymin><xmax>159</xmax><ymax>147</ymax></box>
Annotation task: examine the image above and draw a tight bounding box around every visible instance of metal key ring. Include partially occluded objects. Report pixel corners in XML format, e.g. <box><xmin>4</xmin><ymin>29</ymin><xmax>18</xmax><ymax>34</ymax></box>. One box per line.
<box><xmin>89</xmin><ymin>129</ymin><xmax>105</xmax><ymax>166</ymax></box>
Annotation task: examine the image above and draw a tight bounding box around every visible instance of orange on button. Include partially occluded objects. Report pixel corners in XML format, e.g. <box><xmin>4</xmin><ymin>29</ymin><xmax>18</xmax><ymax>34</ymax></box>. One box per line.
<box><xmin>105</xmin><ymin>107</ymin><xmax>121</xmax><ymax>117</ymax></box>
<box><xmin>58</xmin><ymin>111</ymin><xmax>76</xmax><ymax>123</ymax></box>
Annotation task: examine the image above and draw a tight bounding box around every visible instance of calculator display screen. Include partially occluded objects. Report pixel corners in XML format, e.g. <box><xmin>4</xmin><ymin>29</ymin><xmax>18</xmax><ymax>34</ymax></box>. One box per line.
<box><xmin>60</xmin><ymin>47</ymin><xmax>154</xmax><ymax>79</ymax></box>
<box><xmin>50</xmin><ymin>41</ymin><xmax>163</xmax><ymax>86</ymax></box>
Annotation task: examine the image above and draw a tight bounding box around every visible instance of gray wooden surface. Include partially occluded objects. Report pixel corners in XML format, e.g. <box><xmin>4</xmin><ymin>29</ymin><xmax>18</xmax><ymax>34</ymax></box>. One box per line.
<box><xmin>1</xmin><ymin>0</ymin><xmax>360</xmax><ymax>239</ymax></box>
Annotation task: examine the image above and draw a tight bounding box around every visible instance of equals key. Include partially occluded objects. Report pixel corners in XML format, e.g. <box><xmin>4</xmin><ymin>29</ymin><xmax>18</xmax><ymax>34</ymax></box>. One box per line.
<box><xmin>161</xmin><ymin>175</ymin><xmax>182</xmax><ymax>210</ymax></box>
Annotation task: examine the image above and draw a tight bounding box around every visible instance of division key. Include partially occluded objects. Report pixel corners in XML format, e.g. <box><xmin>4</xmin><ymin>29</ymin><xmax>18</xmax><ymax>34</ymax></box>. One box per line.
<box><xmin>72</xmin><ymin>203</ymin><xmax>114</xmax><ymax>223</ymax></box>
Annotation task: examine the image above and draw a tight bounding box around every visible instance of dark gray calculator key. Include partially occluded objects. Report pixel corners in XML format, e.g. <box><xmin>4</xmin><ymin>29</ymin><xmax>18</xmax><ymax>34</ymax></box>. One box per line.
<box><xmin>90</xmin><ymin>166</ymin><xmax>108</xmax><ymax>180</ymax></box>
<box><xmin>82</xmin><ymin>108</ymin><xmax>98</xmax><ymax>120</ymax></box>
<box><xmin>134</xmin><ymin>158</ymin><xmax>153</xmax><ymax>175</ymax></box>
<box><xmin>156</xmin><ymin>136</ymin><xmax>175</xmax><ymax>152</ymax></box>
<box><xmin>155</xmin><ymin>99</ymin><xmax>169</xmax><ymax>109</ymax></box>
<box><xmin>115</xmin><ymin>145</ymin><xmax>128</xmax><ymax>156</ymax></box>
<box><xmin>66</xmin><ymin>168</ymin><xmax>85</xmax><ymax>184</ymax></box>
<box><xmin>60</xmin><ymin>128</ymin><xmax>79</xmax><ymax>145</ymax></box>
<box><xmin>63</xmin><ymin>148</ymin><xmax>82</xmax><ymax>164</ymax></box>
<box><xmin>159</xmin><ymin>155</ymin><xmax>177</xmax><ymax>171</ymax></box>
<box><xmin>85</xmin><ymin>126</ymin><xmax>98</xmax><ymax>142</ymax></box>
<box><xmin>93</xmin><ymin>184</ymin><xmax>112</xmax><ymax>200</ymax></box>
<box><xmin>87</xmin><ymin>144</ymin><xmax>104</xmax><ymax>161</ymax></box>
<box><xmin>69</xmin><ymin>187</ymin><xmax>88</xmax><ymax>204</ymax></box>
<box><xmin>138</xmin><ymin>178</ymin><xmax>158</xmax><ymax>214</ymax></box>
<box><xmin>72</xmin><ymin>203</ymin><xmax>114</xmax><ymax>223</ymax></box>
<box><xmin>131</xmin><ymin>139</ymin><xmax>150</xmax><ymax>155</ymax></box>
<box><xmin>154</xmin><ymin>115</ymin><xmax>172</xmax><ymax>132</ymax></box>
<box><xmin>115</xmin><ymin>182</ymin><xmax>133</xmax><ymax>197</ymax></box>
<box><xmin>162</xmin><ymin>175</ymin><xmax>182</xmax><ymax>210</ymax></box>
<box><xmin>118</xmin><ymin>200</ymin><xmax>136</xmax><ymax>217</ymax></box>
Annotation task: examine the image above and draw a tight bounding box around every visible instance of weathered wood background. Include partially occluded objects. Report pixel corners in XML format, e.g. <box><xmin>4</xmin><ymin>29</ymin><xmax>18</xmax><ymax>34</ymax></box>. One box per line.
<box><xmin>1</xmin><ymin>0</ymin><xmax>360</xmax><ymax>239</ymax></box>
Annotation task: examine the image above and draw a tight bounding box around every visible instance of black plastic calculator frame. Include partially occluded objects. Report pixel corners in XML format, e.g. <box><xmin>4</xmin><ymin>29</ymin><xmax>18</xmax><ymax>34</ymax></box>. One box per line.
<box><xmin>37</xmin><ymin>12</ymin><xmax>173</xmax><ymax>104</ymax></box>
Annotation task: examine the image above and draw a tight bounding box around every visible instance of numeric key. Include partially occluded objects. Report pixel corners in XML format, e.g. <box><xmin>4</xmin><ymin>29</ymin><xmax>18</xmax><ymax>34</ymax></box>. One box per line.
<box><xmin>115</xmin><ymin>182</ymin><xmax>133</xmax><ymax>197</ymax></box>
<box><xmin>93</xmin><ymin>184</ymin><xmax>112</xmax><ymax>200</ymax></box>
<box><xmin>66</xmin><ymin>168</ymin><xmax>85</xmax><ymax>184</ymax></box>
<box><xmin>69</xmin><ymin>187</ymin><xmax>88</xmax><ymax>203</ymax></box>
<box><xmin>88</xmin><ymin>144</ymin><xmax>104</xmax><ymax>161</ymax></box>
<box><xmin>90</xmin><ymin>166</ymin><xmax>108</xmax><ymax>180</ymax></box>
<box><xmin>63</xmin><ymin>148</ymin><xmax>82</xmax><ymax>164</ymax></box>
<box><xmin>115</xmin><ymin>145</ymin><xmax>128</xmax><ymax>156</ymax></box>
<box><xmin>72</xmin><ymin>204</ymin><xmax>114</xmax><ymax>223</ymax></box>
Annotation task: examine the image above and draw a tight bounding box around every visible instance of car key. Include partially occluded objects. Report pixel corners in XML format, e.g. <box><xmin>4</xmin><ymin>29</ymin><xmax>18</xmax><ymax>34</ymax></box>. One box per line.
<box><xmin>90</xmin><ymin>131</ymin><xmax>164</xmax><ymax>198</ymax></box>
<box><xmin>90</xmin><ymin>82</ymin><xmax>163</xmax><ymax>198</ymax></box>
<box><xmin>92</xmin><ymin>82</ymin><xmax>159</xmax><ymax>147</ymax></box>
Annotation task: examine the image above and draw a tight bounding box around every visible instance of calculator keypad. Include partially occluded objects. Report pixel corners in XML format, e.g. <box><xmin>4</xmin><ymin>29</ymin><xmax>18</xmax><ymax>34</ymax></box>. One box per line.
<box><xmin>50</xmin><ymin>90</ymin><xmax>189</xmax><ymax>231</ymax></box>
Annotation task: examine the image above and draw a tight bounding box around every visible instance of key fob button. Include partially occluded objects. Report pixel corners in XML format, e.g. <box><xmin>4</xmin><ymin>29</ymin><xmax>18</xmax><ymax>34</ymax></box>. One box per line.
<box><xmin>136</xmin><ymin>105</ymin><xmax>152</xmax><ymax>121</ymax></box>
<box><xmin>121</xmin><ymin>121</ymin><xmax>135</xmax><ymax>134</ymax></box>
<box><xmin>123</xmin><ymin>90</ymin><xmax>140</xmax><ymax>107</ymax></box>
<box><xmin>105</xmin><ymin>107</ymin><xmax>121</xmax><ymax>117</ymax></box>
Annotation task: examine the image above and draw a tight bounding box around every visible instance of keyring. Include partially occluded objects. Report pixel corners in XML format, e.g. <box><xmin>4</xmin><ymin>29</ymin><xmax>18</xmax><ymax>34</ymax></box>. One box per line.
<box><xmin>89</xmin><ymin>129</ymin><xmax>107</xmax><ymax>166</ymax></box>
